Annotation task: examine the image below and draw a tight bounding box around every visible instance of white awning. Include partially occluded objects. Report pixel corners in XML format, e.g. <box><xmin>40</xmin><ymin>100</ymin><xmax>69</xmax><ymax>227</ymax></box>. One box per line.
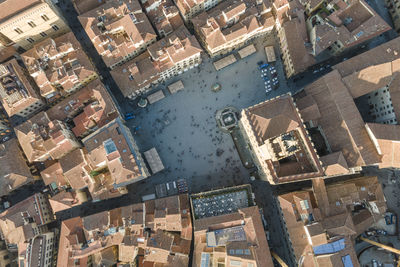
<box><xmin>144</xmin><ymin>147</ymin><xmax>164</xmax><ymax>174</ymax></box>
<box><xmin>147</xmin><ymin>90</ymin><xmax>165</xmax><ymax>104</ymax></box>
<box><xmin>238</xmin><ymin>44</ymin><xmax>256</xmax><ymax>59</ymax></box>
<box><xmin>265</xmin><ymin>46</ymin><xmax>276</xmax><ymax>62</ymax></box>
<box><xmin>168</xmin><ymin>80</ymin><xmax>184</xmax><ymax>94</ymax></box>
<box><xmin>213</xmin><ymin>54</ymin><xmax>237</xmax><ymax>70</ymax></box>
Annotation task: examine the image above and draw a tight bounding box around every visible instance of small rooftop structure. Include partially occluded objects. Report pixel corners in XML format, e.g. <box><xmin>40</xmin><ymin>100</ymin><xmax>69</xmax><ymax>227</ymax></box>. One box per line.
<box><xmin>72</xmin><ymin>0</ymin><xmax>106</xmax><ymax>14</ymax></box>
<box><xmin>49</xmin><ymin>191</ymin><xmax>83</xmax><ymax>213</ymax></box>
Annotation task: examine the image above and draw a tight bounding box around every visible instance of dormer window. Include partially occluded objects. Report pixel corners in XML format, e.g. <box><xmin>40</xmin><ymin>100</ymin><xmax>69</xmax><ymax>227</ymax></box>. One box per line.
<box><xmin>14</xmin><ymin>28</ymin><xmax>23</xmax><ymax>34</ymax></box>
<box><xmin>28</xmin><ymin>21</ymin><xmax>36</xmax><ymax>28</ymax></box>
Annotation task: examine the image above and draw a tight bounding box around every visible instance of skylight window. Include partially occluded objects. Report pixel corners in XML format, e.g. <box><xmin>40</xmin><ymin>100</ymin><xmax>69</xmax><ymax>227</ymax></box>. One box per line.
<box><xmin>104</xmin><ymin>139</ymin><xmax>117</xmax><ymax>154</ymax></box>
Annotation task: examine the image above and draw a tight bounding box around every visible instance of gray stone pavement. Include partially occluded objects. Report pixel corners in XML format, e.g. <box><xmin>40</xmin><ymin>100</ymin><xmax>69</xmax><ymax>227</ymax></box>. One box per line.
<box><xmin>125</xmin><ymin>36</ymin><xmax>294</xmax><ymax>197</ymax></box>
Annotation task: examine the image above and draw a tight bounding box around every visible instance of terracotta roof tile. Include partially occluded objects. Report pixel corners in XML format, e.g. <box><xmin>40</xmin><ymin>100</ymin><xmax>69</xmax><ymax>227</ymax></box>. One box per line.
<box><xmin>57</xmin><ymin>194</ymin><xmax>191</xmax><ymax>265</ymax></box>
<box><xmin>0</xmin><ymin>193</ymin><xmax>53</xmax><ymax>245</ymax></box>
<box><xmin>242</xmin><ymin>94</ymin><xmax>324</xmax><ymax>183</ymax></box>
<box><xmin>111</xmin><ymin>25</ymin><xmax>201</xmax><ymax>97</ymax></box>
<box><xmin>21</xmin><ymin>32</ymin><xmax>96</xmax><ymax>99</ymax></box>
<box><xmin>300</xmin><ymin>70</ymin><xmax>381</xmax><ymax>167</ymax></box>
<box><xmin>0</xmin><ymin>138</ymin><xmax>34</xmax><ymax>196</ymax></box>
<box><xmin>192</xmin><ymin>0</ymin><xmax>274</xmax><ymax>55</ymax></box>
<box><xmin>320</xmin><ymin>151</ymin><xmax>349</xmax><ymax>176</ymax></box>
<box><xmin>78</xmin><ymin>0</ymin><xmax>157</xmax><ymax>68</ymax></box>
<box><xmin>0</xmin><ymin>59</ymin><xmax>43</xmax><ymax>118</ymax></box>
<box><xmin>193</xmin><ymin>206</ymin><xmax>273</xmax><ymax>267</ymax></box>
<box><xmin>15</xmin><ymin>111</ymin><xmax>80</xmax><ymax>162</ymax></box>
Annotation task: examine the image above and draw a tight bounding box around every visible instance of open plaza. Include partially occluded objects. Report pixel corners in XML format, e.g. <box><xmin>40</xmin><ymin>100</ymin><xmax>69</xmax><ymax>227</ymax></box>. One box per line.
<box><xmin>125</xmin><ymin>37</ymin><xmax>294</xmax><ymax>196</ymax></box>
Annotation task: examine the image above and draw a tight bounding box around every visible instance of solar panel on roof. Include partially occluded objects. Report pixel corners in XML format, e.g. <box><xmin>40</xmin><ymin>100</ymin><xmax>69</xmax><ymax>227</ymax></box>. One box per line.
<box><xmin>200</xmin><ymin>253</ymin><xmax>210</xmax><ymax>267</ymax></box>
<box><xmin>104</xmin><ymin>139</ymin><xmax>117</xmax><ymax>154</ymax></box>
<box><xmin>313</xmin><ymin>238</ymin><xmax>345</xmax><ymax>255</ymax></box>
<box><xmin>342</xmin><ymin>255</ymin><xmax>354</xmax><ymax>267</ymax></box>
<box><xmin>235</xmin><ymin>249</ymin><xmax>243</xmax><ymax>255</ymax></box>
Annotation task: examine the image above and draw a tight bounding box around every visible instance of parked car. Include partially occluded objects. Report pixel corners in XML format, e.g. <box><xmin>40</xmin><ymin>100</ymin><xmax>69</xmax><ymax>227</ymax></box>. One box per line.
<box><xmin>263</xmin><ymin>77</ymin><xmax>270</xmax><ymax>82</ymax></box>
<box><xmin>132</xmin><ymin>126</ymin><xmax>141</xmax><ymax>133</ymax></box>
<box><xmin>258</xmin><ymin>63</ymin><xmax>269</xmax><ymax>70</ymax></box>
<box><xmin>365</xmin><ymin>230</ymin><xmax>377</xmax><ymax>236</ymax></box>
<box><xmin>257</xmin><ymin>61</ymin><xmax>264</xmax><ymax>66</ymax></box>
<box><xmin>376</xmin><ymin>229</ymin><xmax>388</xmax><ymax>235</ymax></box>
<box><xmin>125</xmin><ymin>115</ymin><xmax>135</xmax><ymax>120</ymax></box>
<box><xmin>177</xmin><ymin>179</ymin><xmax>188</xmax><ymax>193</ymax></box>
<box><xmin>124</xmin><ymin>112</ymin><xmax>135</xmax><ymax>120</ymax></box>
<box><xmin>259</xmin><ymin>209</ymin><xmax>268</xmax><ymax>230</ymax></box>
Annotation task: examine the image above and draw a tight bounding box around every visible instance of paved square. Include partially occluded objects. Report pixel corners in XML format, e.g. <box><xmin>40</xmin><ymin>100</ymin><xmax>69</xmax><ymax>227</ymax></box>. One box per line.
<box><xmin>125</xmin><ymin>36</ymin><xmax>294</xmax><ymax>194</ymax></box>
